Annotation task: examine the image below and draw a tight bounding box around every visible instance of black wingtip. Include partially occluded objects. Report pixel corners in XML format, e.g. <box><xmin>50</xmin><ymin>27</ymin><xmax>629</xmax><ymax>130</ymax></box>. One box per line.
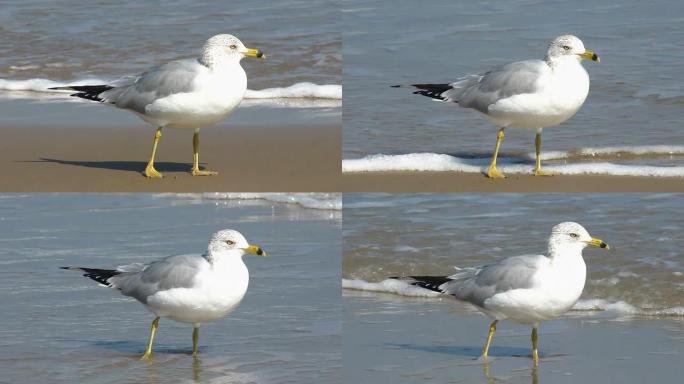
<box><xmin>59</xmin><ymin>266</ymin><xmax>71</xmax><ymax>270</ymax></box>
<box><xmin>390</xmin><ymin>85</ymin><xmax>401</xmax><ymax>88</ymax></box>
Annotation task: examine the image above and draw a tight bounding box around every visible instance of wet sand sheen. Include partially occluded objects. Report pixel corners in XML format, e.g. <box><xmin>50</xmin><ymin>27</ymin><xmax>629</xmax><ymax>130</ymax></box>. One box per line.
<box><xmin>0</xmin><ymin>124</ymin><xmax>340</xmax><ymax>192</ymax></box>
<box><xmin>343</xmin><ymin>293</ymin><xmax>683</xmax><ymax>384</ymax></box>
<box><xmin>342</xmin><ymin>172</ymin><xmax>684</xmax><ymax>192</ymax></box>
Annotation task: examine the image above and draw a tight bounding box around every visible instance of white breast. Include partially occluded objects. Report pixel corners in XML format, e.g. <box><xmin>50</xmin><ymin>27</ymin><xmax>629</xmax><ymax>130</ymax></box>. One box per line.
<box><xmin>487</xmin><ymin>60</ymin><xmax>590</xmax><ymax>129</ymax></box>
<box><xmin>146</xmin><ymin>64</ymin><xmax>247</xmax><ymax>129</ymax></box>
<box><xmin>145</xmin><ymin>257</ymin><xmax>249</xmax><ymax>324</ymax></box>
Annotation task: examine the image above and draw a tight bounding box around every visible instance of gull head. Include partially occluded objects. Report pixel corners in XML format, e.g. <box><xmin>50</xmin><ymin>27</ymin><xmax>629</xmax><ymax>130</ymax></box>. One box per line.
<box><xmin>548</xmin><ymin>222</ymin><xmax>609</xmax><ymax>256</ymax></box>
<box><xmin>200</xmin><ymin>34</ymin><xmax>265</xmax><ymax>67</ymax></box>
<box><xmin>208</xmin><ymin>229</ymin><xmax>266</xmax><ymax>257</ymax></box>
<box><xmin>546</xmin><ymin>35</ymin><xmax>600</xmax><ymax>63</ymax></box>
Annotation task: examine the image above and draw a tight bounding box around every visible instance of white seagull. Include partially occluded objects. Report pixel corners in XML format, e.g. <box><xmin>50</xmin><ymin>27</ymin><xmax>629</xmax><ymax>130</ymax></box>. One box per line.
<box><xmin>394</xmin><ymin>222</ymin><xmax>609</xmax><ymax>365</ymax></box>
<box><xmin>62</xmin><ymin>229</ymin><xmax>266</xmax><ymax>359</ymax></box>
<box><xmin>394</xmin><ymin>35</ymin><xmax>600</xmax><ymax>178</ymax></box>
<box><xmin>51</xmin><ymin>34</ymin><xmax>265</xmax><ymax>178</ymax></box>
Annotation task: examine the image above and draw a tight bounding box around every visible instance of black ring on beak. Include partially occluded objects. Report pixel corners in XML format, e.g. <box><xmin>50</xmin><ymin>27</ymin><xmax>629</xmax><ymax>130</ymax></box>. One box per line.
<box><xmin>256</xmin><ymin>248</ymin><xmax>264</xmax><ymax>256</ymax></box>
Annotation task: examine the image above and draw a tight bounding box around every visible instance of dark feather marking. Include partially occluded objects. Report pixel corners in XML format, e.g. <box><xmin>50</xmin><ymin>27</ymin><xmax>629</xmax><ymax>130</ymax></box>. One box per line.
<box><xmin>61</xmin><ymin>266</ymin><xmax>121</xmax><ymax>287</ymax></box>
<box><xmin>390</xmin><ymin>275</ymin><xmax>453</xmax><ymax>293</ymax></box>
<box><xmin>49</xmin><ymin>85</ymin><xmax>114</xmax><ymax>103</ymax></box>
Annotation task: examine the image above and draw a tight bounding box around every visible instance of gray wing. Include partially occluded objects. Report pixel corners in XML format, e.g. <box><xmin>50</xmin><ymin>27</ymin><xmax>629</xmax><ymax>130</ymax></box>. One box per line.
<box><xmin>108</xmin><ymin>254</ymin><xmax>207</xmax><ymax>303</ymax></box>
<box><xmin>100</xmin><ymin>59</ymin><xmax>204</xmax><ymax>114</ymax></box>
<box><xmin>440</xmin><ymin>254</ymin><xmax>543</xmax><ymax>307</ymax></box>
<box><xmin>442</xmin><ymin>60</ymin><xmax>548</xmax><ymax>114</ymax></box>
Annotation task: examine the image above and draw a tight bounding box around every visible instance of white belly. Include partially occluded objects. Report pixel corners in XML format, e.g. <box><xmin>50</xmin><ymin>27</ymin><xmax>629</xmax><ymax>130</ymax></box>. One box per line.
<box><xmin>486</xmin><ymin>62</ymin><xmax>590</xmax><ymax>129</ymax></box>
<box><xmin>483</xmin><ymin>256</ymin><xmax>586</xmax><ymax>324</ymax></box>
<box><xmin>141</xmin><ymin>65</ymin><xmax>247</xmax><ymax>129</ymax></box>
<box><xmin>144</xmin><ymin>260</ymin><xmax>249</xmax><ymax>324</ymax></box>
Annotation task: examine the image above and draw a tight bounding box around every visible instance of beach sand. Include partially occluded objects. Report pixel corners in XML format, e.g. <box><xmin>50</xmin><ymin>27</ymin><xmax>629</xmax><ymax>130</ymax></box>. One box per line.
<box><xmin>342</xmin><ymin>172</ymin><xmax>684</xmax><ymax>192</ymax></box>
<box><xmin>343</xmin><ymin>291</ymin><xmax>683</xmax><ymax>384</ymax></box>
<box><xmin>0</xmin><ymin>124</ymin><xmax>340</xmax><ymax>192</ymax></box>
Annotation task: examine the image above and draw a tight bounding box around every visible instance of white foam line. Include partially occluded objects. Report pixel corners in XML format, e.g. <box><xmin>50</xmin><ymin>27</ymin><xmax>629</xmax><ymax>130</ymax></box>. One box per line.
<box><xmin>343</xmin><ymin>279</ymin><xmax>684</xmax><ymax>317</ymax></box>
<box><xmin>0</xmin><ymin>78</ymin><xmax>341</xmax><ymax>100</ymax></box>
<box><xmin>342</xmin><ymin>153</ymin><xmax>684</xmax><ymax>177</ymax></box>
<box><xmin>245</xmin><ymin>83</ymin><xmax>341</xmax><ymax>99</ymax></box>
<box><xmin>201</xmin><ymin>193</ymin><xmax>342</xmax><ymax>211</ymax></box>
<box><xmin>537</xmin><ymin>145</ymin><xmax>684</xmax><ymax>161</ymax></box>
<box><xmin>343</xmin><ymin>278</ymin><xmax>441</xmax><ymax>298</ymax></box>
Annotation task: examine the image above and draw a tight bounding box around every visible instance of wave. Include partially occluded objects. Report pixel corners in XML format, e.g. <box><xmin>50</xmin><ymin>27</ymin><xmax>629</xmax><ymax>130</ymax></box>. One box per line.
<box><xmin>342</xmin><ymin>151</ymin><xmax>684</xmax><ymax>177</ymax></box>
<box><xmin>245</xmin><ymin>83</ymin><xmax>341</xmax><ymax>99</ymax></box>
<box><xmin>169</xmin><ymin>193</ymin><xmax>342</xmax><ymax>210</ymax></box>
<box><xmin>0</xmin><ymin>78</ymin><xmax>341</xmax><ymax>100</ymax></box>
<box><xmin>342</xmin><ymin>278</ymin><xmax>684</xmax><ymax>317</ymax></box>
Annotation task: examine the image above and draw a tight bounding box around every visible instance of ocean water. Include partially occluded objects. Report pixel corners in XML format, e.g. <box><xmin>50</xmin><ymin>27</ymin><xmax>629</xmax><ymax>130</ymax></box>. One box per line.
<box><xmin>0</xmin><ymin>193</ymin><xmax>341</xmax><ymax>384</ymax></box>
<box><xmin>343</xmin><ymin>193</ymin><xmax>684</xmax><ymax>315</ymax></box>
<box><xmin>342</xmin><ymin>0</ymin><xmax>684</xmax><ymax>174</ymax></box>
<box><xmin>0</xmin><ymin>0</ymin><xmax>341</xmax><ymax>126</ymax></box>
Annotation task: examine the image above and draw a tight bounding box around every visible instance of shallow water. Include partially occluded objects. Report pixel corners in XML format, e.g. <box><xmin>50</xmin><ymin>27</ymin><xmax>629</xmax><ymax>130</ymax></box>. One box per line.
<box><xmin>343</xmin><ymin>292</ymin><xmax>683</xmax><ymax>384</ymax></box>
<box><xmin>343</xmin><ymin>193</ymin><xmax>684</xmax><ymax>313</ymax></box>
<box><xmin>0</xmin><ymin>194</ymin><xmax>341</xmax><ymax>384</ymax></box>
<box><xmin>342</xmin><ymin>0</ymin><xmax>684</xmax><ymax>170</ymax></box>
<box><xmin>0</xmin><ymin>0</ymin><xmax>341</xmax><ymax>126</ymax></box>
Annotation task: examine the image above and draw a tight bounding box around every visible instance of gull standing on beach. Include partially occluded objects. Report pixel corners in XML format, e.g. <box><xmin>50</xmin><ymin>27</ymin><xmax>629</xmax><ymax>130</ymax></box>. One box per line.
<box><xmin>393</xmin><ymin>222</ymin><xmax>609</xmax><ymax>365</ymax></box>
<box><xmin>62</xmin><ymin>229</ymin><xmax>266</xmax><ymax>359</ymax></box>
<box><xmin>394</xmin><ymin>35</ymin><xmax>599</xmax><ymax>178</ymax></box>
<box><xmin>51</xmin><ymin>34</ymin><xmax>265</xmax><ymax>178</ymax></box>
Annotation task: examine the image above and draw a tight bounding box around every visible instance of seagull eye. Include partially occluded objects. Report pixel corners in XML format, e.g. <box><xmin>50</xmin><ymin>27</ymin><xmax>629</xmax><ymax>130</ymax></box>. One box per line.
<box><xmin>569</xmin><ymin>233</ymin><xmax>579</xmax><ymax>239</ymax></box>
<box><xmin>225</xmin><ymin>240</ymin><xmax>236</xmax><ymax>246</ymax></box>
<box><xmin>562</xmin><ymin>45</ymin><xmax>571</xmax><ymax>51</ymax></box>
<box><xmin>229</xmin><ymin>44</ymin><xmax>237</xmax><ymax>49</ymax></box>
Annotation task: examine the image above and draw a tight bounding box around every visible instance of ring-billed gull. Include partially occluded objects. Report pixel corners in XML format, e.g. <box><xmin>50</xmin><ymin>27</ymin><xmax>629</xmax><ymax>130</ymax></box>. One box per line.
<box><xmin>51</xmin><ymin>34</ymin><xmax>265</xmax><ymax>178</ymax></box>
<box><xmin>393</xmin><ymin>35</ymin><xmax>600</xmax><ymax>178</ymax></box>
<box><xmin>62</xmin><ymin>229</ymin><xmax>266</xmax><ymax>359</ymax></box>
<box><xmin>393</xmin><ymin>222</ymin><xmax>609</xmax><ymax>365</ymax></box>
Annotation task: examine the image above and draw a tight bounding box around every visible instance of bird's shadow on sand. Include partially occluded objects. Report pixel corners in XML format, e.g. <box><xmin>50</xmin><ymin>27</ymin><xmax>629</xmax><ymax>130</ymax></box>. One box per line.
<box><xmin>16</xmin><ymin>158</ymin><xmax>204</xmax><ymax>173</ymax></box>
<box><xmin>387</xmin><ymin>343</ymin><xmax>534</xmax><ymax>359</ymax></box>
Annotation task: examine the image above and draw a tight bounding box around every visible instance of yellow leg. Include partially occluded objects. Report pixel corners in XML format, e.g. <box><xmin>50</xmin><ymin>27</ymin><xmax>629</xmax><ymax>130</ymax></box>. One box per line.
<box><xmin>140</xmin><ymin>317</ymin><xmax>160</xmax><ymax>360</ymax></box>
<box><xmin>486</xmin><ymin>128</ymin><xmax>506</xmax><ymax>178</ymax></box>
<box><xmin>533</xmin><ymin>131</ymin><xmax>557</xmax><ymax>176</ymax></box>
<box><xmin>144</xmin><ymin>127</ymin><xmax>163</xmax><ymax>178</ymax></box>
<box><xmin>481</xmin><ymin>320</ymin><xmax>498</xmax><ymax>358</ymax></box>
<box><xmin>531</xmin><ymin>326</ymin><xmax>539</xmax><ymax>366</ymax></box>
<box><xmin>191</xmin><ymin>130</ymin><xmax>218</xmax><ymax>176</ymax></box>
<box><xmin>192</xmin><ymin>327</ymin><xmax>199</xmax><ymax>356</ymax></box>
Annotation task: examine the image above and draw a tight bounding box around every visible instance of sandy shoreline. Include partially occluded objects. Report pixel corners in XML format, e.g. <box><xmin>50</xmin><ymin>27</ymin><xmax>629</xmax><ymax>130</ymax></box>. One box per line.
<box><xmin>342</xmin><ymin>172</ymin><xmax>684</xmax><ymax>192</ymax></box>
<box><xmin>0</xmin><ymin>124</ymin><xmax>340</xmax><ymax>192</ymax></box>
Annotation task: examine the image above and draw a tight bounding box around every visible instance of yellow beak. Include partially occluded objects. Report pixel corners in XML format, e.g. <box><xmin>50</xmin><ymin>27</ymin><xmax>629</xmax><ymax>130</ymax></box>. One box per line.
<box><xmin>580</xmin><ymin>50</ymin><xmax>600</xmax><ymax>62</ymax></box>
<box><xmin>243</xmin><ymin>244</ymin><xmax>267</xmax><ymax>256</ymax></box>
<box><xmin>586</xmin><ymin>237</ymin><xmax>609</xmax><ymax>250</ymax></box>
<box><xmin>245</xmin><ymin>48</ymin><xmax>266</xmax><ymax>59</ymax></box>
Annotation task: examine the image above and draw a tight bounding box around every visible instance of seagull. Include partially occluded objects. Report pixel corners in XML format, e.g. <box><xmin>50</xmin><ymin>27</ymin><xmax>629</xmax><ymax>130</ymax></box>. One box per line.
<box><xmin>50</xmin><ymin>34</ymin><xmax>265</xmax><ymax>178</ymax></box>
<box><xmin>393</xmin><ymin>35</ymin><xmax>600</xmax><ymax>178</ymax></box>
<box><xmin>62</xmin><ymin>229</ymin><xmax>266</xmax><ymax>359</ymax></box>
<box><xmin>393</xmin><ymin>222</ymin><xmax>609</xmax><ymax>365</ymax></box>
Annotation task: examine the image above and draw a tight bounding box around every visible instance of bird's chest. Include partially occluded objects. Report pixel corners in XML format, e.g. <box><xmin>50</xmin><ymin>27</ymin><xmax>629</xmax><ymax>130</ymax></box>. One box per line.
<box><xmin>195</xmin><ymin>261</ymin><xmax>249</xmax><ymax>306</ymax></box>
<box><xmin>545</xmin><ymin>64</ymin><xmax>590</xmax><ymax>111</ymax></box>
<box><xmin>537</xmin><ymin>257</ymin><xmax>587</xmax><ymax>308</ymax></box>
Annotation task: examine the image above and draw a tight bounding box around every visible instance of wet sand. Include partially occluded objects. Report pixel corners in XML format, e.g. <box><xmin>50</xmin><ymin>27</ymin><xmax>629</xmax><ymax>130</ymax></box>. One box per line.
<box><xmin>0</xmin><ymin>124</ymin><xmax>340</xmax><ymax>192</ymax></box>
<box><xmin>344</xmin><ymin>292</ymin><xmax>683</xmax><ymax>384</ymax></box>
<box><xmin>342</xmin><ymin>172</ymin><xmax>684</xmax><ymax>192</ymax></box>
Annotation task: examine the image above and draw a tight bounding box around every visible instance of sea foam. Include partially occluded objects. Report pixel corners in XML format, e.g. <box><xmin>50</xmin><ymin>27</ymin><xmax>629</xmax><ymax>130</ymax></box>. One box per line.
<box><xmin>343</xmin><ymin>278</ymin><xmax>684</xmax><ymax>317</ymax></box>
<box><xmin>342</xmin><ymin>151</ymin><xmax>684</xmax><ymax>177</ymax></box>
<box><xmin>0</xmin><ymin>78</ymin><xmax>341</xmax><ymax>100</ymax></box>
